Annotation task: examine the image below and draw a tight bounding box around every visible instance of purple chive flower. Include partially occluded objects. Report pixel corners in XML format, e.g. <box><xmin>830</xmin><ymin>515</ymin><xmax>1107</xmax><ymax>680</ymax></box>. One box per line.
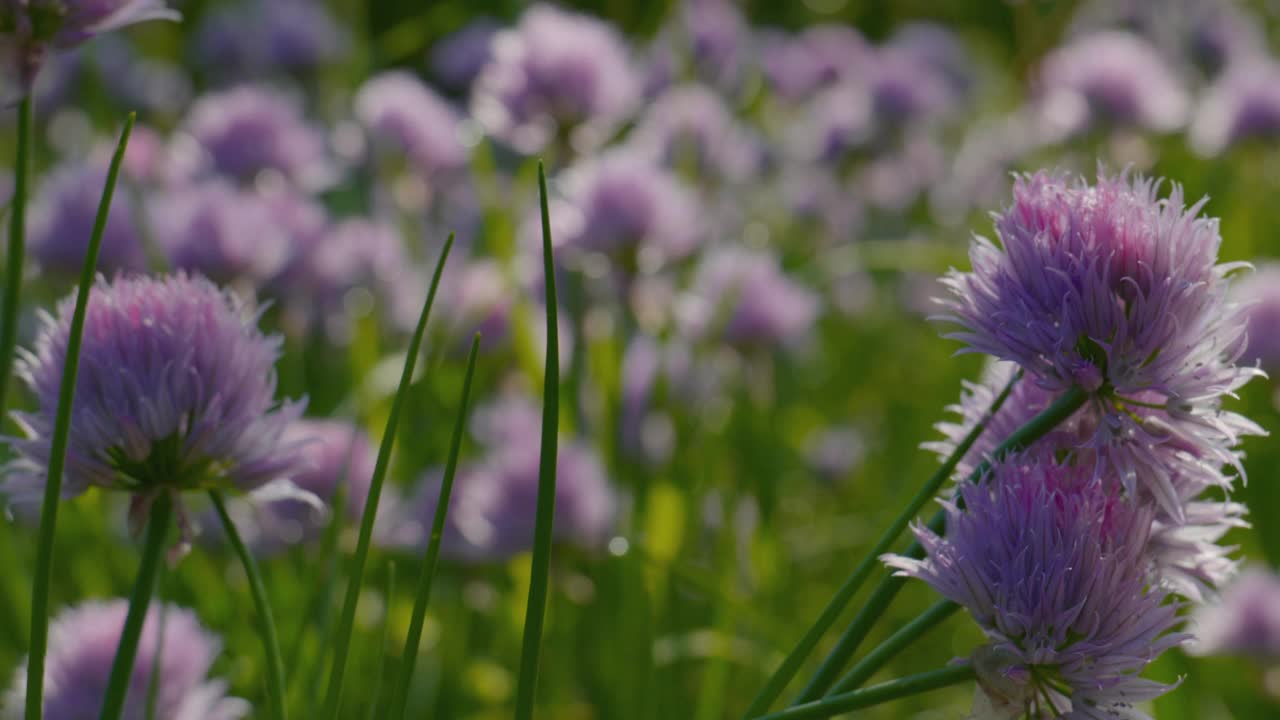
<box><xmin>398</xmin><ymin>393</ymin><xmax>616</xmax><ymax>561</ymax></box>
<box><xmin>354</xmin><ymin>71</ymin><xmax>467</xmax><ymax>177</ymax></box>
<box><xmin>440</xmin><ymin>259</ymin><xmax>512</xmax><ymax>353</ymax></box>
<box><xmin>885</xmin><ymin>456</ymin><xmax>1187</xmax><ymax>718</ymax></box>
<box><xmin>0</xmin><ymin>1</ymin><xmax>178</xmax><ymax>91</ymax></box>
<box><xmin>194</xmin><ymin>0</ymin><xmax>347</xmax><ymax>79</ymax></box>
<box><xmin>553</xmin><ymin>150</ymin><xmax>702</xmax><ymax>269</ymax></box>
<box><xmin>470</xmin><ymin>3</ymin><xmax>640</xmax><ymax>154</ymax></box>
<box><xmin>1189</xmin><ymin>59</ymin><xmax>1280</xmax><ymax>156</ymax></box>
<box><xmin>939</xmin><ymin>171</ymin><xmax>1264</xmax><ymax>520</ymax></box>
<box><xmin>1036</xmin><ymin>31</ymin><xmax>1189</xmax><ymax>138</ymax></box>
<box><xmin>153</xmin><ymin>181</ymin><xmax>293</xmax><ymax>288</ymax></box>
<box><xmin>928</xmin><ymin>361</ymin><xmax>1247</xmax><ymax>600</ymax></box>
<box><xmin>680</xmin><ymin>247</ymin><xmax>819</xmax><ymax>348</ymax></box>
<box><xmin>789</xmin><ymin>80</ymin><xmax>874</xmax><ymax>165</ymax></box>
<box><xmin>866</xmin><ymin>44</ymin><xmax>960</xmax><ymax>127</ymax></box>
<box><xmin>429</xmin><ymin>18</ymin><xmax>499</xmax><ymax>92</ymax></box>
<box><xmin>4</xmin><ymin>274</ymin><xmax>305</xmax><ymax>518</ymax></box>
<box><xmin>1188</xmin><ymin>567</ymin><xmax>1280</xmax><ymax>659</ymax></box>
<box><xmin>282</xmin><ymin>218</ymin><xmax>423</xmax><ymax>338</ymax></box>
<box><xmin>629</xmin><ymin>84</ymin><xmax>763</xmax><ymax>183</ymax></box>
<box><xmin>182</xmin><ymin>85</ymin><xmax>331</xmax><ymax>188</ymax></box>
<box><xmin>232</xmin><ymin>419</ymin><xmax>377</xmax><ymax>551</ymax></box>
<box><xmin>759</xmin><ymin>25</ymin><xmax>869</xmax><ymax>100</ymax></box>
<box><xmin>28</xmin><ymin>159</ymin><xmax>147</xmax><ymax>277</ymax></box>
<box><xmin>3</xmin><ymin>599</ymin><xmax>248</xmax><ymax>720</ymax></box>
<box><xmin>663</xmin><ymin>0</ymin><xmax>748</xmax><ymax>88</ymax></box>
<box><xmin>1233</xmin><ymin>262</ymin><xmax>1280</xmax><ymax>370</ymax></box>
<box><xmin>888</xmin><ymin>22</ymin><xmax>974</xmax><ymax>98</ymax></box>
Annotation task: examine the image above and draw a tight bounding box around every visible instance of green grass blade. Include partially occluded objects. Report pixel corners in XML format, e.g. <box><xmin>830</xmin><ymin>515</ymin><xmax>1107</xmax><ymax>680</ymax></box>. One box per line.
<box><xmin>753</xmin><ymin>665</ymin><xmax>974</xmax><ymax>720</ymax></box>
<box><xmin>210</xmin><ymin>491</ymin><xmax>289</xmax><ymax>720</ymax></box>
<box><xmin>792</xmin><ymin>385</ymin><xmax>1088</xmax><ymax>704</ymax></box>
<box><xmin>742</xmin><ymin>369</ymin><xmax>1022</xmax><ymax>716</ymax></box>
<box><xmin>388</xmin><ymin>333</ymin><xmax>482</xmax><ymax>720</ymax></box>
<box><xmin>25</xmin><ymin>113</ymin><xmax>135</xmax><ymax>720</ymax></box>
<box><xmin>365</xmin><ymin>563</ymin><xmax>396</xmax><ymax>720</ymax></box>
<box><xmin>829</xmin><ymin>600</ymin><xmax>960</xmax><ymax>694</ymax></box>
<box><xmin>0</xmin><ymin>94</ymin><xmax>32</xmax><ymax>425</ymax></box>
<box><xmin>320</xmin><ymin>233</ymin><xmax>455</xmax><ymax>720</ymax></box>
<box><xmin>98</xmin><ymin>494</ymin><xmax>172</xmax><ymax>720</ymax></box>
<box><xmin>513</xmin><ymin>162</ymin><xmax>560</xmax><ymax>720</ymax></box>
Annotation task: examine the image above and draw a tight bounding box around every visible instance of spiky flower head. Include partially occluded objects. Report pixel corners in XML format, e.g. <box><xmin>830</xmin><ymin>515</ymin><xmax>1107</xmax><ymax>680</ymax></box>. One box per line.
<box><xmin>885</xmin><ymin>456</ymin><xmax>1187</xmax><ymax>718</ymax></box>
<box><xmin>939</xmin><ymin>171</ymin><xmax>1263</xmax><ymax>519</ymax></box>
<box><xmin>470</xmin><ymin>3</ymin><xmax>639</xmax><ymax>154</ymax></box>
<box><xmin>928</xmin><ymin>361</ymin><xmax>1248</xmax><ymax>601</ymax></box>
<box><xmin>3</xmin><ymin>599</ymin><xmax>247</xmax><ymax>720</ymax></box>
<box><xmin>4</xmin><ymin>274</ymin><xmax>305</xmax><ymax>519</ymax></box>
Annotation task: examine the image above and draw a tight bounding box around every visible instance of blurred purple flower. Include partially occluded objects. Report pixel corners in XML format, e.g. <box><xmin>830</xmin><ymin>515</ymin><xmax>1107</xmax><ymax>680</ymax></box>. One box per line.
<box><xmin>1234</xmin><ymin>262</ymin><xmax>1280</xmax><ymax>370</ymax></box>
<box><xmin>553</xmin><ymin>150</ymin><xmax>702</xmax><ymax>270</ymax></box>
<box><xmin>1190</xmin><ymin>58</ymin><xmax>1280</xmax><ymax>156</ymax></box>
<box><xmin>4</xmin><ymin>274</ymin><xmax>305</xmax><ymax>516</ymax></box>
<box><xmin>279</xmin><ymin>218</ymin><xmax>423</xmax><ymax>339</ymax></box>
<box><xmin>1188</xmin><ymin>567</ymin><xmax>1280</xmax><ymax>659</ymax></box>
<box><xmin>194</xmin><ymin>0</ymin><xmax>347</xmax><ymax>79</ymax></box>
<box><xmin>429</xmin><ymin>18</ymin><xmax>499</xmax><ymax>92</ymax></box>
<box><xmin>680</xmin><ymin>247</ymin><xmax>819</xmax><ymax>348</ymax></box>
<box><xmin>28</xmin><ymin>159</ymin><xmax>147</xmax><ymax>277</ymax></box>
<box><xmin>1036</xmin><ymin>31</ymin><xmax>1189</xmax><ymax>137</ymax></box>
<box><xmin>630</xmin><ymin>84</ymin><xmax>763</xmax><ymax>183</ymax></box>
<box><xmin>759</xmin><ymin>25</ymin><xmax>869</xmax><ymax>100</ymax></box>
<box><xmin>470</xmin><ymin>3</ymin><xmax>640</xmax><ymax>154</ymax></box>
<box><xmin>182</xmin><ymin>85</ymin><xmax>331</xmax><ymax>188</ymax></box>
<box><xmin>398</xmin><ymin>393</ymin><xmax>616</xmax><ymax>561</ymax></box>
<box><xmin>939</xmin><ymin>171</ymin><xmax>1263</xmax><ymax>520</ymax></box>
<box><xmin>804</xmin><ymin>425</ymin><xmax>866</xmax><ymax>481</ymax></box>
<box><xmin>153</xmin><ymin>181</ymin><xmax>293</xmax><ymax>287</ymax></box>
<box><xmin>440</xmin><ymin>259</ymin><xmax>512</xmax><ymax>353</ymax></box>
<box><xmin>886</xmin><ymin>455</ymin><xmax>1187</xmax><ymax>717</ymax></box>
<box><xmin>354</xmin><ymin>71</ymin><xmax>467</xmax><ymax>177</ymax></box>
<box><xmin>233</xmin><ymin>419</ymin><xmax>377</xmax><ymax>551</ymax></box>
<box><xmin>887</xmin><ymin>22</ymin><xmax>974</xmax><ymax>98</ymax></box>
<box><xmin>3</xmin><ymin>599</ymin><xmax>247</xmax><ymax>720</ymax></box>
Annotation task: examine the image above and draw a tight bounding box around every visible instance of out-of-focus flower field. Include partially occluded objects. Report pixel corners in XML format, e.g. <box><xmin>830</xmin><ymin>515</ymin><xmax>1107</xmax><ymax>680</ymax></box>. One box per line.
<box><xmin>3</xmin><ymin>0</ymin><xmax>1280</xmax><ymax>718</ymax></box>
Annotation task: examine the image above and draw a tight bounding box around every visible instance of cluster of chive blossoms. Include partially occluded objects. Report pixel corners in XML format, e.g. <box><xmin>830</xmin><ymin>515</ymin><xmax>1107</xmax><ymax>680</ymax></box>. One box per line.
<box><xmin>888</xmin><ymin>170</ymin><xmax>1265</xmax><ymax>717</ymax></box>
<box><xmin>3</xmin><ymin>274</ymin><xmax>306</xmax><ymax>528</ymax></box>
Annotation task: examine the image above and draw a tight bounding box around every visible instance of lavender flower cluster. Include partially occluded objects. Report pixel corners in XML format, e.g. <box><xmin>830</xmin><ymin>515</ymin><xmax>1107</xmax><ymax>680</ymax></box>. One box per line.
<box><xmin>888</xmin><ymin>169</ymin><xmax>1266</xmax><ymax>716</ymax></box>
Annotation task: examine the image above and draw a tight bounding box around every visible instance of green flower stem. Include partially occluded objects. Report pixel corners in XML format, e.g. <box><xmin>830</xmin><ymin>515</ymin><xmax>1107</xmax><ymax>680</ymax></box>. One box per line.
<box><xmin>513</xmin><ymin>162</ymin><xmax>560</xmax><ymax>720</ymax></box>
<box><xmin>793</xmin><ymin>385</ymin><xmax>1088</xmax><ymax>704</ymax></box>
<box><xmin>98</xmin><ymin>494</ymin><xmax>172</xmax><ymax>720</ymax></box>
<box><xmin>828</xmin><ymin>600</ymin><xmax>960</xmax><ymax>695</ymax></box>
<box><xmin>210</xmin><ymin>491</ymin><xmax>288</xmax><ymax>720</ymax></box>
<box><xmin>0</xmin><ymin>94</ymin><xmax>32</xmax><ymax>425</ymax></box>
<box><xmin>26</xmin><ymin>114</ymin><xmax>135</xmax><ymax>720</ymax></box>
<box><xmin>388</xmin><ymin>333</ymin><xmax>482</xmax><ymax>720</ymax></box>
<box><xmin>742</xmin><ymin>369</ymin><xmax>1023</xmax><ymax>717</ymax></box>
<box><xmin>320</xmin><ymin>233</ymin><xmax>455</xmax><ymax>720</ymax></box>
<box><xmin>753</xmin><ymin>665</ymin><xmax>975</xmax><ymax>720</ymax></box>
